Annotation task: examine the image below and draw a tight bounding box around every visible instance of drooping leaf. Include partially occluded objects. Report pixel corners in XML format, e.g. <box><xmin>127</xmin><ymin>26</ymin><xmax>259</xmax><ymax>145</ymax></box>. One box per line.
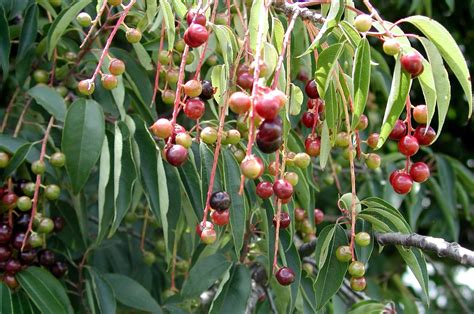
<box><xmin>17</xmin><ymin>3</ymin><xmax>38</xmax><ymax>61</ymax></box>
<box><xmin>160</xmin><ymin>0</ymin><xmax>175</xmax><ymax>52</ymax></box>
<box><xmin>17</xmin><ymin>267</ymin><xmax>73</xmax><ymax>314</ymax></box>
<box><xmin>348</xmin><ymin>300</ymin><xmax>388</xmax><ymax>314</ymax></box>
<box><xmin>178</xmin><ymin>149</ymin><xmax>203</xmax><ymax>220</ymax></box>
<box><xmin>97</xmin><ymin>136</ymin><xmax>111</xmax><ymax>244</ymax></box>
<box><xmin>89</xmin><ymin>269</ymin><xmax>116</xmax><ymax>314</ymax></box>
<box><xmin>289</xmin><ymin>84</ymin><xmax>304</xmax><ymax>116</ymax></box>
<box><xmin>417</xmin><ymin>59</ymin><xmax>437</xmax><ymax>130</ymax></box>
<box><xmin>249</xmin><ymin>0</ymin><xmax>269</xmax><ymax>53</ymax></box>
<box><xmin>0</xmin><ymin>6</ymin><xmax>10</xmax><ymax>79</ymax></box>
<box><xmin>319</xmin><ymin>121</ymin><xmax>331</xmax><ymax>169</ymax></box>
<box><xmin>28</xmin><ymin>85</ymin><xmax>67</xmax><ymax>122</ymax></box>
<box><xmin>315</xmin><ymin>43</ymin><xmax>345</xmax><ymax>98</ymax></box>
<box><xmin>351</xmin><ymin>38</ymin><xmax>371</xmax><ymax>129</ymax></box>
<box><xmin>314</xmin><ymin>224</ymin><xmax>336</xmax><ymax>269</ymax></box>
<box><xmin>62</xmin><ymin>99</ymin><xmax>105</xmax><ymax>194</ymax></box>
<box><xmin>2</xmin><ymin>143</ymin><xmax>32</xmax><ymax>179</ymax></box>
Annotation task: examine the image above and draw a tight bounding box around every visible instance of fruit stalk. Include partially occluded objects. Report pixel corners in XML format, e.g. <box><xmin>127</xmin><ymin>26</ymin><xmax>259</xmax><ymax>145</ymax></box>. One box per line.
<box><xmin>80</xmin><ymin>0</ymin><xmax>108</xmax><ymax>49</ymax></box>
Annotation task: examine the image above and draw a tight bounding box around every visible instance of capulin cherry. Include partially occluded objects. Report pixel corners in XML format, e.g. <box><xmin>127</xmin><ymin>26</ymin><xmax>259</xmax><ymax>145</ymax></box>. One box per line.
<box><xmin>150</xmin><ymin>118</ymin><xmax>173</xmax><ymax>139</ymax></box>
<box><xmin>196</xmin><ymin>221</ymin><xmax>213</xmax><ymax>236</ymax></box>
<box><xmin>413</xmin><ymin>105</ymin><xmax>428</xmax><ymax>124</ymax></box>
<box><xmin>165</xmin><ymin>145</ymin><xmax>188</xmax><ymax>167</ymax></box>
<box><xmin>199</xmin><ymin>80</ymin><xmax>214</xmax><ymax>100</ymax></box>
<box><xmin>390</xmin><ymin>172</ymin><xmax>413</xmax><ymax>194</ymax></box>
<box><xmin>275</xmin><ymin>267</ymin><xmax>295</xmax><ymax>286</ymax></box>
<box><xmin>200</xmin><ymin>228</ymin><xmax>217</xmax><ymax>244</ymax></box>
<box><xmin>273</xmin><ymin>212</ymin><xmax>290</xmax><ymax>229</ymax></box>
<box><xmin>410</xmin><ymin>162</ymin><xmax>430</xmax><ymax>183</ymax></box>
<box><xmin>335</xmin><ymin>245</ymin><xmax>352</xmax><ymax>262</ymax></box>
<box><xmin>350</xmin><ymin>276</ymin><xmax>367</xmax><ymax>291</ymax></box>
<box><xmin>414</xmin><ymin>125</ymin><xmax>436</xmax><ymax>146</ymax></box>
<box><xmin>5</xmin><ymin>259</ymin><xmax>21</xmax><ymax>274</ymax></box>
<box><xmin>183</xmin><ymin>80</ymin><xmax>202</xmax><ymax>98</ymax></box>
<box><xmin>401</xmin><ymin>51</ymin><xmax>424</xmax><ymax>77</ymax></box>
<box><xmin>39</xmin><ymin>249</ymin><xmax>55</xmax><ymax>266</ymax></box>
<box><xmin>398</xmin><ymin>135</ymin><xmax>419</xmax><ymax>156</ymax></box>
<box><xmin>240</xmin><ymin>155</ymin><xmax>264</xmax><ymax>179</ymax></box>
<box><xmin>301</xmin><ymin>112</ymin><xmax>316</xmax><ymax>128</ymax></box>
<box><xmin>184</xmin><ymin>98</ymin><xmax>205</xmax><ymax>120</ymax></box>
<box><xmin>255</xmin><ymin>93</ymin><xmax>280</xmax><ymax>120</ymax></box>
<box><xmin>314</xmin><ymin>209</ymin><xmax>324</xmax><ymax>224</ymax></box>
<box><xmin>256</xmin><ymin>117</ymin><xmax>283</xmax><ymax>154</ymax></box>
<box><xmin>237</xmin><ymin>71</ymin><xmax>254</xmax><ymax>90</ymax></box>
<box><xmin>295</xmin><ymin>208</ymin><xmax>306</xmax><ymax>221</ymax></box>
<box><xmin>211</xmin><ymin>210</ymin><xmax>229</xmax><ymax>226</ymax></box>
<box><xmin>305</xmin><ymin>80</ymin><xmax>319</xmax><ymax>99</ymax></box>
<box><xmin>273</xmin><ymin>179</ymin><xmax>293</xmax><ymax>200</ymax></box>
<box><xmin>0</xmin><ymin>225</ymin><xmax>12</xmax><ymax>244</ymax></box>
<box><xmin>229</xmin><ymin>92</ymin><xmax>251</xmax><ymax>114</ymax></box>
<box><xmin>389</xmin><ymin>120</ymin><xmax>406</xmax><ymax>140</ymax></box>
<box><xmin>109</xmin><ymin>59</ymin><xmax>125</xmax><ymax>76</ymax></box>
<box><xmin>210</xmin><ymin>191</ymin><xmax>231</xmax><ymax>212</ymax></box>
<box><xmin>305</xmin><ymin>137</ymin><xmax>321</xmax><ymax>157</ymax></box>
<box><xmin>3</xmin><ymin>274</ymin><xmax>19</xmax><ymax>289</ymax></box>
<box><xmin>184</xmin><ymin>24</ymin><xmax>209</xmax><ymax>48</ymax></box>
<box><xmin>51</xmin><ymin>261</ymin><xmax>68</xmax><ymax>278</ymax></box>
<box><xmin>256</xmin><ymin>181</ymin><xmax>273</xmax><ymax>199</ymax></box>
<box><xmin>367</xmin><ymin>133</ymin><xmax>379</xmax><ymax>149</ymax></box>
<box><xmin>186</xmin><ymin>9</ymin><xmax>206</xmax><ymax>26</ymax></box>
<box><xmin>0</xmin><ymin>246</ymin><xmax>12</xmax><ymax>261</ymax></box>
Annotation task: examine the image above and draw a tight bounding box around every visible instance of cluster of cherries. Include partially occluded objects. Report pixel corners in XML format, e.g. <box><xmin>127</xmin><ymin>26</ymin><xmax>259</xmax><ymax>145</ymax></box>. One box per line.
<box><xmin>0</xmin><ymin>181</ymin><xmax>67</xmax><ymax>290</ymax></box>
<box><xmin>195</xmin><ymin>191</ymin><xmax>232</xmax><ymax>243</ymax></box>
<box><xmin>183</xmin><ymin>10</ymin><xmax>209</xmax><ymax>48</ymax></box>
<box><xmin>335</xmin><ymin>232</ymin><xmax>371</xmax><ymax>291</ymax></box>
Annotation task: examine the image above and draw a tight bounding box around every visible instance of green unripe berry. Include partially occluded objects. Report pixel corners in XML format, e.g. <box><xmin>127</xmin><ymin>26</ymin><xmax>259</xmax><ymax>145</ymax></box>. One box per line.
<box><xmin>166</xmin><ymin>69</ymin><xmax>179</xmax><ymax>85</ymax></box>
<box><xmin>335</xmin><ymin>132</ymin><xmax>350</xmax><ymax>148</ymax></box>
<box><xmin>175</xmin><ymin>39</ymin><xmax>185</xmax><ymax>53</ymax></box>
<box><xmin>284</xmin><ymin>172</ymin><xmax>299</xmax><ymax>187</ymax></box>
<box><xmin>354</xmin><ymin>14</ymin><xmax>372</xmax><ymax>33</ymax></box>
<box><xmin>350</xmin><ymin>276</ymin><xmax>367</xmax><ymax>291</ymax></box>
<box><xmin>77</xmin><ymin>79</ymin><xmax>95</xmax><ymax>95</ymax></box>
<box><xmin>28</xmin><ymin>232</ymin><xmax>44</xmax><ymax>248</ymax></box>
<box><xmin>339</xmin><ymin>193</ymin><xmax>362</xmax><ymax>215</ymax></box>
<box><xmin>155</xmin><ymin>239</ymin><xmax>166</xmax><ymax>254</ymax></box>
<box><xmin>31</xmin><ymin>160</ymin><xmax>46</xmax><ymax>175</ymax></box>
<box><xmin>64</xmin><ymin>51</ymin><xmax>77</xmax><ymax>62</ymax></box>
<box><xmin>206</xmin><ymin>55</ymin><xmax>218</xmax><ymax>66</ymax></box>
<box><xmin>335</xmin><ymin>245</ymin><xmax>352</xmax><ymax>262</ymax></box>
<box><xmin>158</xmin><ymin>51</ymin><xmax>170</xmax><ymax>64</ymax></box>
<box><xmin>365</xmin><ymin>153</ymin><xmax>381</xmax><ymax>170</ymax></box>
<box><xmin>348</xmin><ymin>261</ymin><xmax>366</xmax><ymax>277</ymax></box>
<box><xmin>37</xmin><ymin>217</ymin><xmax>55</xmax><ymax>234</ymax></box>
<box><xmin>226</xmin><ymin>129</ymin><xmax>241</xmax><ymax>145</ymax></box>
<box><xmin>126</xmin><ymin>28</ymin><xmax>142</xmax><ymax>44</ymax></box>
<box><xmin>201</xmin><ymin>127</ymin><xmax>218</xmax><ymax>145</ymax></box>
<box><xmin>50</xmin><ymin>152</ymin><xmax>66</xmax><ymax>168</ymax></box>
<box><xmin>76</xmin><ymin>12</ymin><xmax>92</xmax><ymax>27</ymax></box>
<box><xmin>383</xmin><ymin>38</ymin><xmax>401</xmax><ymax>56</ymax></box>
<box><xmin>16</xmin><ymin>196</ymin><xmax>32</xmax><ymax>212</ymax></box>
<box><xmin>49</xmin><ymin>0</ymin><xmax>62</xmax><ymax>7</ymax></box>
<box><xmin>23</xmin><ymin>182</ymin><xmax>36</xmax><ymax>197</ymax></box>
<box><xmin>124</xmin><ymin>212</ymin><xmax>138</xmax><ymax>224</ymax></box>
<box><xmin>45</xmin><ymin>184</ymin><xmax>61</xmax><ymax>200</ymax></box>
<box><xmin>33</xmin><ymin>69</ymin><xmax>49</xmax><ymax>84</ymax></box>
<box><xmin>55</xmin><ymin>86</ymin><xmax>68</xmax><ymax>98</ymax></box>
<box><xmin>355</xmin><ymin>232</ymin><xmax>371</xmax><ymax>247</ymax></box>
<box><xmin>294</xmin><ymin>152</ymin><xmax>311</xmax><ymax>168</ymax></box>
<box><xmin>107</xmin><ymin>0</ymin><xmax>122</xmax><ymax>6</ymax></box>
<box><xmin>143</xmin><ymin>251</ymin><xmax>156</xmax><ymax>266</ymax></box>
<box><xmin>186</xmin><ymin>53</ymin><xmax>195</xmax><ymax>65</ymax></box>
<box><xmin>161</xmin><ymin>89</ymin><xmax>176</xmax><ymax>105</ymax></box>
<box><xmin>233</xmin><ymin>149</ymin><xmax>245</xmax><ymax>163</ymax></box>
<box><xmin>0</xmin><ymin>152</ymin><xmax>9</xmax><ymax>168</ymax></box>
<box><xmin>175</xmin><ymin>133</ymin><xmax>193</xmax><ymax>149</ymax></box>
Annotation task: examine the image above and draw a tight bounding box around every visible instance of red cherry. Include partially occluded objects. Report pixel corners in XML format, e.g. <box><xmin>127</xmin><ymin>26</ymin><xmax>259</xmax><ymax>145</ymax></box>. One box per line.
<box><xmin>401</xmin><ymin>51</ymin><xmax>424</xmax><ymax>77</ymax></box>
<box><xmin>256</xmin><ymin>181</ymin><xmax>273</xmax><ymax>199</ymax></box>
<box><xmin>273</xmin><ymin>212</ymin><xmax>290</xmax><ymax>229</ymax></box>
<box><xmin>268</xmin><ymin>90</ymin><xmax>287</xmax><ymax>108</ymax></box>
<box><xmin>5</xmin><ymin>259</ymin><xmax>21</xmax><ymax>274</ymax></box>
<box><xmin>398</xmin><ymin>135</ymin><xmax>419</xmax><ymax>156</ymax></box>
<box><xmin>305</xmin><ymin>137</ymin><xmax>321</xmax><ymax>157</ymax></box>
<box><xmin>413</xmin><ymin>105</ymin><xmax>428</xmax><ymax>124</ymax></box>
<box><xmin>165</xmin><ymin>145</ymin><xmax>188</xmax><ymax>167</ymax></box>
<box><xmin>281</xmin><ymin>197</ymin><xmax>291</xmax><ymax>204</ymax></box>
<box><xmin>305</xmin><ymin>80</ymin><xmax>319</xmax><ymax>99</ymax></box>
<box><xmin>255</xmin><ymin>94</ymin><xmax>280</xmax><ymax>120</ymax></box>
<box><xmin>0</xmin><ymin>225</ymin><xmax>12</xmax><ymax>244</ymax></box>
<box><xmin>184</xmin><ymin>98</ymin><xmax>205</xmax><ymax>120</ymax></box>
<box><xmin>410</xmin><ymin>162</ymin><xmax>430</xmax><ymax>183</ymax></box>
<box><xmin>314</xmin><ymin>209</ymin><xmax>324</xmax><ymax>224</ymax></box>
<box><xmin>301</xmin><ymin>112</ymin><xmax>316</xmax><ymax>128</ymax></box>
<box><xmin>200</xmin><ymin>228</ymin><xmax>217</xmax><ymax>244</ymax></box>
<box><xmin>150</xmin><ymin>118</ymin><xmax>173</xmax><ymax>139</ymax></box>
<box><xmin>275</xmin><ymin>267</ymin><xmax>295</xmax><ymax>286</ymax></box>
<box><xmin>0</xmin><ymin>246</ymin><xmax>12</xmax><ymax>261</ymax></box>
<box><xmin>211</xmin><ymin>210</ymin><xmax>230</xmax><ymax>226</ymax></box>
<box><xmin>184</xmin><ymin>24</ymin><xmax>209</xmax><ymax>48</ymax></box>
<box><xmin>186</xmin><ymin>9</ymin><xmax>206</xmax><ymax>26</ymax></box>
<box><xmin>3</xmin><ymin>274</ymin><xmax>19</xmax><ymax>289</ymax></box>
<box><xmin>391</xmin><ymin>172</ymin><xmax>413</xmax><ymax>194</ymax></box>
<box><xmin>273</xmin><ymin>179</ymin><xmax>293</xmax><ymax>200</ymax></box>
<box><xmin>389</xmin><ymin>169</ymin><xmax>403</xmax><ymax>186</ymax></box>
<box><xmin>413</xmin><ymin>125</ymin><xmax>436</xmax><ymax>146</ymax></box>
<box><xmin>2</xmin><ymin>193</ymin><xmax>18</xmax><ymax>209</ymax></box>
<box><xmin>196</xmin><ymin>221</ymin><xmax>213</xmax><ymax>236</ymax></box>
<box><xmin>256</xmin><ymin>117</ymin><xmax>283</xmax><ymax>154</ymax></box>
<box><xmin>237</xmin><ymin>72</ymin><xmax>254</xmax><ymax>90</ymax></box>
<box><xmin>367</xmin><ymin>133</ymin><xmax>379</xmax><ymax>149</ymax></box>
<box><xmin>389</xmin><ymin>120</ymin><xmax>407</xmax><ymax>140</ymax></box>
<box><xmin>229</xmin><ymin>92</ymin><xmax>251</xmax><ymax>114</ymax></box>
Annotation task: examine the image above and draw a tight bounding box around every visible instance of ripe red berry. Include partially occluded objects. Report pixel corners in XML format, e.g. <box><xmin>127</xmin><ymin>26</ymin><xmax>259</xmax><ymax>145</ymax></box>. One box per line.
<box><xmin>199</xmin><ymin>80</ymin><xmax>214</xmax><ymax>100</ymax></box>
<box><xmin>356</xmin><ymin>114</ymin><xmax>369</xmax><ymax>131</ymax></box>
<box><xmin>12</xmin><ymin>232</ymin><xmax>30</xmax><ymax>250</ymax></box>
<box><xmin>301</xmin><ymin>112</ymin><xmax>316</xmax><ymax>128</ymax></box>
<box><xmin>5</xmin><ymin>259</ymin><xmax>22</xmax><ymax>274</ymax></box>
<box><xmin>184</xmin><ymin>98</ymin><xmax>205</xmax><ymax>120</ymax></box>
<box><xmin>413</xmin><ymin>105</ymin><xmax>428</xmax><ymax>124</ymax></box>
<box><xmin>398</xmin><ymin>135</ymin><xmax>419</xmax><ymax>156</ymax></box>
<box><xmin>273</xmin><ymin>212</ymin><xmax>291</xmax><ymax>229</ymax></box>
<box><xmin>256</xmin><ymin>181</ymin><xmax>273</xmax><ymax>199</ymax></box>
<box><xmin>410</xmin><ymin>162</ymin><xmax>430</xmax><ymax>183</ymax></box>
<box><xmin>389</xmin><ymin>120</ymin><xmax>407</xmax><ymax>140</ymax></box>
<box><xmin>38</xmin><ymin>249</ymin><xmax>55</xmax><ymax>266</ymax></box>
<box><xmin>391</xmin><ymin>172</ymin><xmax>413</xmax><ymax>194</ymax></box>
<box><xmin>210</xmin><ymin>191</ymin><xmax>231</xmax><ymax>211</ymax></box>
<box><xmin>196</xmin><ymin>221</ymin><xmax>213</xmax><ymax>236</ymax></box>
<box><xmin>401</xmin><ymin>51</ymin><xmax>424</xmax><ymax>77</ymax></box>
<box><xmin>184</xmin><ymin>24</ymin><xmax>209</xmax><ymax>48</ymax></box>
<box><xmin>305</xmin><ymin>137</ymin><xmax>321</xmax><ymax>157</ymax></box>
<box><xmin>186</xmin><ymin>9</ymin><xmax>206</xmax><ymax>26</ymax></box>
<box><xmin>229</xmin><ymin>92</ymin><xmax>251</xmax><ymax>114</ymax></box>
<box><xmin>255</xmin><ymin>94</ymin><xmax>280</xmax><ymax>120</ymax></box>
<box><xmin>273</xmin><ymin>179</ymin><xmax>293</xmax><ymax>200</ymax></box>
<box><xmin>240</xmin><ymin>155</ymin><xmax>264</xmax><ymax>179</ymax></box>
<box><xmin>0</xmin><ymin>246</ymin><xmax>12</xmax><ymax>262</ymax></box>
<box><xmin>150</xmin><ymin>118</ymin><xmax>173</xmax><ymax>139</ymax></box>
<box><xmin>413</xmin><ymin>125</ymin><xmax>436</xmax><ymax>146</ymax></box>
<box><xmin>236</xmin><ymin>72</ymin><xmax>254</xmax><ymax>90</ymax></box>
<box><xmin>305</xmin><ymin>80</ymin><xmax>319</xmax><ymax>99</ymax></box>
<box><xmin>256</xmin><ymin>117</ymin><xmax>283</xmax><ymax>154</ymax></box>
<box><xmin>268</xmin><ymin>90</ymin><xmax>287</xmax><ymax>108</ymax></box>
<box><xmin>51</xmin><ymin>261</ymin><xmax>68</xmax><ymax>278</ymax></box>
<box><xmin>314</xmin><ymin>209</ymin><xmax>324</xmax><ymax>224</ymax></box>
<box><xmin>2</xmin><ymin>193</ymin><xmax>18</xmax><ymax>209</ymax></box>
<box><xmin>275</xmin><ymin>267</ymin><xmax>295</xmax><ymax>286</ymax></box>
<box><xmin>211</xmin><ymin>210</ymin><xmax>229</xmax><ymax>226</ymax></box>
<box><xmin>165</xmin><ymin>145</ymin><xmax>188</xmax><ymax>167</ymax></box>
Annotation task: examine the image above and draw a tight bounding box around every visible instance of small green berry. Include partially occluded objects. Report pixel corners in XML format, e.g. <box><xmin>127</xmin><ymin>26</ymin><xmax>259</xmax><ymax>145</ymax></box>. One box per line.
<box><xmin>0</xmin><ymin>152</ymin><xmax>10</xmax><ymax>168</ymax></box>
<box><xmin>31</xmin><ymin>160</ymin><xmax>46</xmax><ymax>175</ymax></box>
<box><xmin>37</xmin><ymin>217</ymin><xmax>55</xmax><ymax>234</ymax></box>
<box><xmin>28</xmin><ymin>232</ymin><xmax>44</xmax><ymax>248</ymax></box>
<box><xmin>16</xmin><ymin>196</ymin><xmax>32</xmax><ymax>212</ymax></box>
<box><xmin>354</xmin><ymin>14</ymin><xmax>372</xmax><ymax>33</ymax></box>
<box><xmin>348</xmin><ymin>261</ymin><xmax>366</xmax><ymax>278</ymax></box>
<box><xmin>76</xmin><ymin>12</ymin><xmax>92</xmax><ymax>27</ymax></box>
<box><xmin>201</xmin><ymin>127</ymin><xmax>218</xmax><ymax>145</ymax></box>
<box><xmin>33</xmin><ymin>70</ymin><xmax>49</xmax><ymax>84</ymax></box>
<box><xmin>143</xmin><ymin>251</ymin><xmax>156</xmax><ymax>266</ymax></box>
<box><xmin>45</xmin><ymin>184</ymin><xmax>61</xmax><ymax>200</ymax></box>
<box><xmin>23</xmin><ymin>182</ymin><xmax>36</xmax><ymax>197</ymax></box>
<box><xmin>50</xmin><ymin>152</ymin><xmax>66</xmax><ymax>168</ymax></box>
<box><xmin>355</xmin><ymin>232</ymin><xmax>371</xmax><ymax>247</ymax></box>
<box><xmin>77</xmin><ymin>79</ymin><xmax>95</xmax><ymax>95</ymax></box>
<box><xmin>126</xmin><ymin>28</ymin><xmax>142</xmax><ymax>44</ymax></box>
<box><xmin>335</xmin><ymin>245</ymin><xmax>352</xmax><ymax>262</ymax></box>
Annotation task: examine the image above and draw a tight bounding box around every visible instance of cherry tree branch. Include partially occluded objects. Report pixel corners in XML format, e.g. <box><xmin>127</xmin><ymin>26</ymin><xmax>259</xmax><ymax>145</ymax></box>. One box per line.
<box><xmin>272</xmin><ymin>1</ymin><xmax>325</xmax><ymax>24</ymax></box>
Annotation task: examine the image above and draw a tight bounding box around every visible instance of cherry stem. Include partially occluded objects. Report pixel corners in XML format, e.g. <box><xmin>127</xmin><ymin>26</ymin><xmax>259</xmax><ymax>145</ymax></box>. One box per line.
<box><xmin>272</xmin><ymin>199</ymin><xmax>282</xmax><ymax>273</ymax></box>
<box><xmin>0</xmin><ymin>87</ymin><xmax>20</xmax><ymax>133</ymax></box>
<box><xmin>150</xmin><ymin>22</ymin><xmax>166</xmax><ymax>107</ymax></box>
<box><xmin>90</xmin><ymin>0</ymin><xmax>136</xmax><ymax>83</ymax></box>
<box><xmin>22</xmin><ymin>116</ymin><xmax>55</xmax><ymax>250</ymax></box>
<box><xmin>80</xmin><ymin>0</ymin><xmax>108</xmax><ymax>49</ymax></box>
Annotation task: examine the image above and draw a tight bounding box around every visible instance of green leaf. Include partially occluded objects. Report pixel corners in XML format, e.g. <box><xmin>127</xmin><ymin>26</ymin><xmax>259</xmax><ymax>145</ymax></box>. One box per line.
<box><xmin>132</xmin><ymin>43</ymin><xmax>153</xmax><ymax>71</ymax></box>
<box><xmin>349</xmin><ymin>300</ymin><xmax>387</xmax><ymax>314</ymax></box>
<box><xmin>211</xmin><ymin>64</ymin><xmax>228</xmax><ymax>108</ymax></box>
<box><xmin>272</xmin><ymin>17</ymin><xmax>285</xmax><ymax>54</ymax></box>
<box><xmin>1</xmin><ymin>283</ymin><xmax>34</xmax><ymax>313</ymax></box>
<box><xmin>223</xmin><ymin>149</ymin><xmax>246</xmax><ymax>257</ymax></box>
<box><xmin>46</xmin><ymin>0</ymin><xmax>91</xmax><ymax>59</ymax></box>
<box><xmin>97</xmin><ymin>136</ymin><xmax>111</xmax><ymax>244</ymax></box>
<box><xmin>351</xmin><ymin>38</ymin><xmax>371</xmax><ymax>129</ymax></box>
<box><xmin>0</xmin><ymin>6</ymin><xmax>10</xmax><ymax>79</ymax></box>
<box><xmin>28</xmin><ymin>85</ymin><xmax>67</xmax><ymax>122</ymax></box>
<box><xmin>181</xmin><ymin>254</ymin><xmax>232</xmax><ymax>298</ymax></box>
<box><xmin>145</xmin><ymin>0</ymin><xmax>157</xmax><ymax>26</ymax></box>
<box><xmin>170</xmin><ymin>0</ymin><xmax>186</xmax><ymax>19</ymax></box>
<box><xmin>339</xmin><ymin>20</ymin><xmax>361</xmax><ymax>48</ymax></box>
<box><xmin>62</xmin><ymin>99</ymin><xmax>105</xmax><ymax>194</ymax></box>
<box><xmin>178</xmin><ymin>149</ymin><xmax>203</xmax><ymax>220</ymax></box>
<box><xmin>419</xmin><ymin>37</ymin><xmax>451</xmax><ymax>138</ymax></box>
<box><xmin>289</xmin><ymin>84</ymin><xmax>304</xmax><ymax>116</ymax></box>
<box><xmin>249</xmin><ymin>0</ymin><xmax>269</xmax><ymax>53</ymax></box>
<box><xmin>280</xmin><ymin>231</ymin><xmax>302</xmax><ymax>312</ymax></box>
<box><xmin>160</xmin><ymin>0</ymin><xmax>175</xmax><ymax>52</ymax></box>
<box><xmin>319</xmin><ymin>121</ymin><xmax>331</xmax><ymax>169</ymax></box>
<box><xmin>89</xmin><ymin>269</ymin><xmax>116</xmax><ymax>314</ymax></box>
<box><xmin>209</xmin><ymin>264</ymin><xmax>251</xmax><ymax>314</ymax></box>
<box><xmin>377</xmin><ymin>57</ymin><xmax>412</xmax><ymax>149</ymax></box>
<box><xmin>17</xmin><ymin>3</ymin><xmax>38</xmax><ymax>61</ymax></box>
<box><xmin>315</xmin><ymin>43</ymin><xmax>345</xmax><ymax>98</ymax></box>
<box><xmin>315</xmin><ymin>224</ymin><xmax>336</xmax><ymax>268</ymax></box>
<box><xmin>403</xmin><ymin>16</ymin><xmax>472</xmax><ymax>118</ymax></box>
<box><xmin>314</xmin><ymin>224</ymin><xmax>348</xmax><ymax>310</ymax></box>
<box><xmin>417</xmin><ymin>59</ymin><xmax>437</xmax><ymax>130</ymax></box>
<box><xmin>427</xmin><ymin>177</ymin><xmax>458</xmax><ymax>241</ymax></box>
<box><xmin>103</xmin><ymin>274</ymin><xmax>161</xmax><ymax>313</ymax></box>
<box><xmin>2</xmin><ymin>143</ymin><xmax>32</xmax><ymax>179</ymax></box>
<box><xmin>325</xmin><ymin>81</ymin><xmax>339</xmax><ymax>131</ymax></box>
<box><xmin>17</xmin><ymin>267</ymin><xmax>73</xmax><ymax>314</ymax></box>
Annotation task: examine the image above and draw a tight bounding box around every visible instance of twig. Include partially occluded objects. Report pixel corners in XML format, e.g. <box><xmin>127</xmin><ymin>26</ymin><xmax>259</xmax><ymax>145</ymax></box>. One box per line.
<box><xmin>1</xmin><ymin>87</ymin><xmax>20</xmax><ymax>133</ymax></box>
<box><xmin>272</xmin><ymin>1</ymin><xmax>325</xmax><ymax>24</ymax></box>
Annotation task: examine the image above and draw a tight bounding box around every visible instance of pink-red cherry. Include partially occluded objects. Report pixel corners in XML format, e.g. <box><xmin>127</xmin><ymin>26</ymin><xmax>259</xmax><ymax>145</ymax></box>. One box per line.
<box><xmin>305</xmin><ymin>80</ymin><xmax>319</xmax><ymax>99</ymax></box>
<box><xmin>301</xmin><ymin>112</ymin><xmax>316</xmax><ymax>128</ymax></box>
<box><xmin>196</xmin><ymin>221</ymin><xmax>213</xmax><ymax>236</ymax></box>
<box><xmin>184</xmin><ymin>98</ymin><xmax>205</xmax><ymax>120</ymax></box>
<box><xmin>165</xmin><ymin>145</ymin><xmax>188</xmax><ymax>167</ymax></box>
<box><xmin>305</xmin><ymin>137</ymin><xmax>321</xmax><ymax>157</ymax></box>
<box><xmin>0</xmin><ymin>225</ymin><xmax>12</xmax><ymax>244</ymax></box>
<box><xmin>414</xmin><ymin>125</ymin><xmax>436</xmax><ymax>146</ymax></box>
<box><xmin>256</xmin><ymin>181</ymin><xmax>273</xmax><ymax>199</ymax></box>
<box><xmin>401</xmin><ymin>51</ymin><xmax>424</xmax><ymax>77</ymax></box>
<box><xmin>410</xmin><ymin>162</ymin><xmax>430</xmax><ymax>183</ymax></box>
<box><xmin>229</xmin><ymin>92</ymin><xmax>251</xmax><ymax>114</ymax></box>
<box><xmin>398</xmin><ymin>135</ymin><xmax>419</xmax><ymax>156</ymax></box>
<box><xmin>275</xmin><ymin>267</ymin><xmax>295</xmax><ymax>286</ymax></box>
<box><xmin>273</xmin><ymin>212</ymin><xmax>290</xmax><ymax>229</ymax></box>
<box><xmin>314</xmin><ymin>209</ymin><xmax>324</xmax><ymax>224</ymax></box>
<box><xmin>273</xmin><ymin>179</ymin><xmax>293</xmax><ymax>200</ymax></box>
<box><xmin>391</xmin><ymin>172</ymin><xmax>413</xmax><ymax>194</ymax></box>
<box><xmin>255</xmin><ymin>94</ymin><xmax>280</xmax><ymax>120</ymax></box>
<box><xmin>186</xmin><ymin>9</ymin><xmax>206</xmax><ymax>26</ymax></box>
<box><xmin>184</xmin><ymin>24</ymin><xmax>209</xmax><ymax>48</ymax></box>
<box><xmin>237</xmin><ymin>72</ymin><xmax>254</xmax><ymax>90</ymax></box>
<box><xmin>389</xmin><ymin>120</ymin><xmax>407</xmax><ymax>140</ymax></box>
<box><xmin>211</xmin><ymin>210</ymin><xmax>229</xmax><ymax>226</ymax></box>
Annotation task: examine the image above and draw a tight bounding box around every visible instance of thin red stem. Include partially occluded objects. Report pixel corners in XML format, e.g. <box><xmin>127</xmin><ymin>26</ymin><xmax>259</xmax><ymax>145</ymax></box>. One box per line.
<box><xmin>272</xmin><ymin>12</ymin><xmax>298</xmax><ymax>90</ymax></box>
